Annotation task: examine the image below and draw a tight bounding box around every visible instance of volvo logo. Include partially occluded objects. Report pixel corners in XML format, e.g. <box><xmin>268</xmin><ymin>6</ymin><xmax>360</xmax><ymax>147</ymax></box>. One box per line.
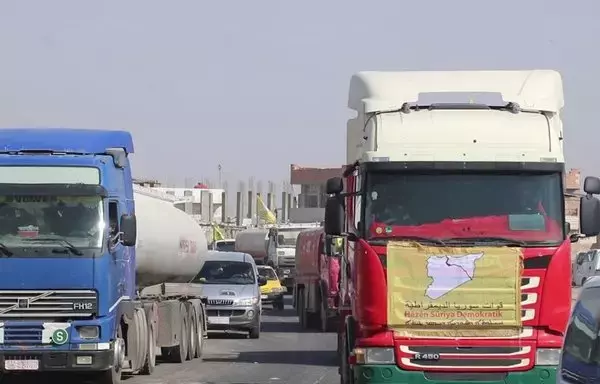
<box><xmin>17</xmin><ymin>298</ymin><xmax>29</xmax><ymax>309</ymax></box>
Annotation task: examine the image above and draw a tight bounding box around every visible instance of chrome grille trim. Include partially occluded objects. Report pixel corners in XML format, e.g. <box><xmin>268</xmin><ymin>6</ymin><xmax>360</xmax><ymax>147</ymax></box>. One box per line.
<box><xmin>0</xmin><ymin>290</ymin><xmax>97</xmax><ymax>318</ymax></box>
<box><xmin>207</xmin><ymin>299</ymin><xmax>234</xmax><ymax>306</ymax></box>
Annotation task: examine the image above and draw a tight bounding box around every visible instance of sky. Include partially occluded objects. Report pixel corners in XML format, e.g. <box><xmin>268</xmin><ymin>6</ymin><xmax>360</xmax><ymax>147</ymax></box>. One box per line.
<box><xmin>0</xmin><ymin>0</ymin><xmax>598</xmax><ymax>192</ymax></box>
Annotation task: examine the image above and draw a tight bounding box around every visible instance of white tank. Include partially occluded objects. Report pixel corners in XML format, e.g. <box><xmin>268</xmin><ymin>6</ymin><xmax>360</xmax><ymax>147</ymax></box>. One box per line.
<box><xmin>134</xmin><ymin>189</ymin><xmax>208</xmax><ymax>289</ymax></box>
<box><xmin>235</xmin><ymin>229</ymin><xmax>269</xmax><ymax>261</ymax></box>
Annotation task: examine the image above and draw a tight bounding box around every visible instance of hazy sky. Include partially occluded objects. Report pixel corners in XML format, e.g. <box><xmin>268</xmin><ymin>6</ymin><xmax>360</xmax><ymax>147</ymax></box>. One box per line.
<box><xmin>0</xmin><ymin>0</ymin><xmax>597</xmax><ymax>190</ymax></box>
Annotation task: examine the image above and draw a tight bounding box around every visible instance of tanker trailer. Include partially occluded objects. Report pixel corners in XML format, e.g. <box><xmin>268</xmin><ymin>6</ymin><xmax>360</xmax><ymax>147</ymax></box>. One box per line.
<box><xmin>121</xmin><ymin>186</ymin><xmax>209</xmax><ymax>378</ymax></box>
<box><xmin>235</xmin><ymin>228</ymin><xmax>269</xmax><ymax>265</ymax></box>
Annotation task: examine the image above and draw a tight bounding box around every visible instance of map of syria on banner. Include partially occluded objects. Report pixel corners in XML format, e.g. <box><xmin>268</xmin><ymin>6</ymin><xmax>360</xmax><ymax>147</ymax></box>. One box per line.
<box><xmin>386</xmin><ymin>242</ymin><xmax>522</xmax><ymax>338</ymax></box>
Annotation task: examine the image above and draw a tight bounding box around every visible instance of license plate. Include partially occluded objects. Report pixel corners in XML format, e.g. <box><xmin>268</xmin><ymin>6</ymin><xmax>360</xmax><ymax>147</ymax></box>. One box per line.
<box><xmin>261</xmin><ymin>294</ymin><xmax>267</xmax><ymax>299</ymax></box>
<box><xmin>5</xmin><ymin>359</ymin><xmax>39</xmax><ymax>371</ymax></box>
<box><xmin>208</xmin><ymin>316</ymin><xmax>229</xmax><ymax>325</ymax></box>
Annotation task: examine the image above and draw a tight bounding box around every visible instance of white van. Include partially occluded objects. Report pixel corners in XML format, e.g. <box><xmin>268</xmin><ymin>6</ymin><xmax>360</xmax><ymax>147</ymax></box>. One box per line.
<box><xmin>573</xmin><ymin>250</ymin><xmax>600</xmax><ymax>286</ymax></box>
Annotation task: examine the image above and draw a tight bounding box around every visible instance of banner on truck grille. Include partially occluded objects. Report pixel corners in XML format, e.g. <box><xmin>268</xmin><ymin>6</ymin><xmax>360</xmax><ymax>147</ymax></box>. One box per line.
<box><xmin>387</xmin><ymin>242</ymin><xmax>522</xmax><ymax>338</ymax></box>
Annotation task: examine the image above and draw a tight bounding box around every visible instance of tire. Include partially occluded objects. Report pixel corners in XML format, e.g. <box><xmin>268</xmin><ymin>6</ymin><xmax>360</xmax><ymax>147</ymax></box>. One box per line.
<box><xmin>298</xmin><ymin>290</ymin><xmax>307</xmax><ymax>329</ymax></box>
<box><xmin>275</xmin><ymin>298</ymin><xmax>285</xmax><ymax>311</ymax></box>
<box><xmin>94</xmin><ymin>323</ymin><xmax>124</xmax><ymax>384</ymax></box>
<box><xmin>194</xmin><ymin>311</ymin><xmax>204</xmax><ymax>359</ymax></box>
<box><xmin>249</xmin><ymin>324</ymin><xmax>260</xmax><ymax>339</ymax></box>
<box><xmin>140</xmin><ymin>322</ymin><xmax>156</xmax><ymax>375</ymax></box>
<box><xmin>319</xmin><ymin>297</ymin><xmax>329</xmax><ymax>333</ymax></box>
<box><xmin>186</xmin><ymin>306</ymin><xmax>196</xmax><ymax>361</ymax></box>
<box><xmin>339</xmin><ymin>330</ymin><xmax>354</xmax><ymax>384</ymax></box>
<box><xmin>165</xmin><ymin>304</ymin><xmax>188</xmax><ymax>363</ymax></box>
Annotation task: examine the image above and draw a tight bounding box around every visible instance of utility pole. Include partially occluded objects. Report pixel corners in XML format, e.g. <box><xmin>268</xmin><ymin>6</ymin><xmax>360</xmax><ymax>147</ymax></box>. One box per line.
<box><xmin>218</xmin><ymin>164</ymin><xmax>222</xmax><ymax>188</ymax></box>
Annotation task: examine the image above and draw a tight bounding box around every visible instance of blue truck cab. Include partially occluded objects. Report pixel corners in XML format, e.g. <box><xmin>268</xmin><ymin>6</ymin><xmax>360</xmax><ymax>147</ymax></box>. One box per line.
<box><xmin>0</xmin><ymin>129</ymin><xmax>138</xmax><ymax>382</ymax></box>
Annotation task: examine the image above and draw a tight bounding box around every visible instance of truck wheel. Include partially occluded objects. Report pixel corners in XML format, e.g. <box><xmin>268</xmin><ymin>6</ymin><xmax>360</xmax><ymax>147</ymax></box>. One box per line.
<box><xmin>140</xmin><ymin>322</ymin><xmax>156</xmax><ymax>375</ymax></box>
<box><xmin>298</xmin><ymin>290</ymin><xmax>307</xmax><ymax>329</ymax></box>
<box><xmin>319</xmin><ymin>298</ymin><xmax>329</xmax><ymax>332</ymax></box>
<box><xmin>95</xmin><ymin>323</ymin><xmax>125</xmax><ymax>383</ymax></box>
<box><xmin>194</xmin><ymin>311</ymin><xmax>204</xmax><ymax>359</ymax></box>
<box><xmin>165</xmin><ymin>304</ymin><xmax>189</xmax><ymax>363</ymax></box>
<box><xmin>186</xmin><ymin>306</ymin><xmax>196</xmax><ymax>361</ymax></box>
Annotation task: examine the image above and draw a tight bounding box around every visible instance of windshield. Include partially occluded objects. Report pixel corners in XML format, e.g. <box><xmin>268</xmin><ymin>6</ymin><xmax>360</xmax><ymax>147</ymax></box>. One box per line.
<box><xmin>193</xmin><ymin>260</ymin><xmax>256</xmax><ymax>285</ymax></box>
<box><xmin>365</xmin><ymin>172</ymin><xmax>564</xmax><ymax>244</ymax></box>
<box><xmin>563</xmin><ymin>288</ymin><xmax>600</xmax><ymax>367</ymax></box>
<box><xmin>215</xmin><ymin>241</ymin><xmax>235</xmax><ymax>252</ymax></box>
<box><xmin>0</xmin><ymin>195</ymin><xmax>103</xmax><ymax>250</ymax></box>
<box><xmin>276</xmin><ymin>229</ymin><xmax>303</xmax><ymax>248</ymax></box>
<box><xmin>257</xmin><ymin>267</ymin><xmax>278</xmax><ymax>280</ymax></box>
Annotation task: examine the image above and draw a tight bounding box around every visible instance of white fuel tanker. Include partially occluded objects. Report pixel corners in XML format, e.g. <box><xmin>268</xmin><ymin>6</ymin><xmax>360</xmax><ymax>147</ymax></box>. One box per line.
<box><xmin>134</xmin><ymin>191</ymin><xmax>208</xmax><ymax>288</ymax></box>
<box><xmin>234</xmin><ymin>228</ymin><xmax>269</xmax><ymax>264</ymax></box>
<box><xmin>120</xmin><ymin>186</ymin><xmax>209</xmax><ymax>377</ymax></box>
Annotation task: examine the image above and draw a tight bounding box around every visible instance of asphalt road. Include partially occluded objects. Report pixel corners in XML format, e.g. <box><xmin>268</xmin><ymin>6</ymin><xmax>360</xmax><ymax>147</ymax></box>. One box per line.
<box><xmin>124</xmin><ymin>296</ymin><xmax>339</xmax><ymax>384</ymax></box>
<box><xmin>2</xmin><ymin>287</ymin><xmax>582</xmax><ymax>384</ymax></box>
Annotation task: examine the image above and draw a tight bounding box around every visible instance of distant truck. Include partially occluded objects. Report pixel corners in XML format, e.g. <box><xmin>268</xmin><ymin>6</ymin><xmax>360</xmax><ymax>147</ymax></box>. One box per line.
<box><xmin>235</xmin><ymin>223</ymin><xmax>321</xmax><ymax>291</ymax></box>
<box><xmin>294</xmin><ymin>228</ymin><xmax>340</xmax><ymax>332</ymax></box>
<box><xmin>211</xmin><ymin>238</ymin><xmax>236</xmax><ymax>252</ymax></box>
<box><xmin>0</xmin><ymin>129</ymin><xmax>209</xmax><ymax>384</ymax></box>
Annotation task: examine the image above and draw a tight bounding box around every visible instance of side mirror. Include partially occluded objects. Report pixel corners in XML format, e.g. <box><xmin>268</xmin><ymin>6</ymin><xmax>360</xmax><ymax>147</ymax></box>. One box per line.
<box><xmin>324</xmin><ymin>197</ymin><xmax>344</xmax><ymax>236</ymax></box>
<box><xmin>120</xmin><ymin>214</ymin><xmax>137</xmax><ymax>246</ymax></box>
<box><xmin>258</xmin><ymin>276</ymin><xmax>267</xmax><ymax>286</ymax></box>
<box><xmin>584</xmin><ymin>176</ymin><xmax>600</xmax><ymax>195</ymax></box>
<box><xmin>580</xmin><ymin>195</ymin><xmax>600</xmax><ymax>237</ymax></box>
<box><xmin>326</xmin><ymin>177</ymin><xmax>344</xmax><ymax>195</ymax></box>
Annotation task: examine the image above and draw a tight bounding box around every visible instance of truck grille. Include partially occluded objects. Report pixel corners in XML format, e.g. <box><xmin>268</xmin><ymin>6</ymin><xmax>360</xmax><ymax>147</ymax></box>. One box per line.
<box><xmin>2</xmin><ymin>324</ymin><xmax>43</xmax><ymax>344</ymax></box>
<box><xmin>279</xmin><ymin>256</ymin><xmax>295</xmax><ymax>266</ymax></box>
<box><xmin>397</xmin><ymin>276</ymin><xmax>540</xmax><ymax>371</ymax></box>
<box><xmin>0</xmin><ymin>290</ymin><xmax>97</xmax><ymax>319</ymax></box>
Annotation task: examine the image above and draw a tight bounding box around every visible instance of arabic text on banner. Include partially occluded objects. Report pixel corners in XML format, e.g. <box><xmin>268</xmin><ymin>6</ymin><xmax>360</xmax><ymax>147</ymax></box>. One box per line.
<box><xmin>386</xmin><ymin>242</ymin><xmax>522</xmax><ymax>338</ymax></box>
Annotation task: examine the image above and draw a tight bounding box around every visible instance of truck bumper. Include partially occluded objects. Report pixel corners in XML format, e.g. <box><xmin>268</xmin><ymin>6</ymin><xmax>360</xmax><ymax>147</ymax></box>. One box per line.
<box><xmin>353</xmin><ymin>365</ymin><xmax>556</xmax><ymax>384</ymax></box>
<box><xmin>0</xmin><ymin>349</ymin><xmax>114</xmax><ymax>372</ymax></box>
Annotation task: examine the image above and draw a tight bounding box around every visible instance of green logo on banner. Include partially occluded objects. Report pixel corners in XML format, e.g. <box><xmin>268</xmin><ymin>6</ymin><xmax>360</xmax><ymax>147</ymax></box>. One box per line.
<box><xmin>51</xmin><ymin>329</ymin><xmax>69</xmax><ymax>345</ymax></box>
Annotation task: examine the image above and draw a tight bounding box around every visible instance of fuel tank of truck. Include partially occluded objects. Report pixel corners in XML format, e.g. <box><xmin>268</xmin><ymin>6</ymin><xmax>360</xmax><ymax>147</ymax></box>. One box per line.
<box><xmin>134</xmin><ymin>190</ymin><xmax>208</xmax><ymax>289</ymax></box>
<box><xmin>235</xmin><ymin>228</ymin><xmax>269</xmax><ymax>263</ymax></box>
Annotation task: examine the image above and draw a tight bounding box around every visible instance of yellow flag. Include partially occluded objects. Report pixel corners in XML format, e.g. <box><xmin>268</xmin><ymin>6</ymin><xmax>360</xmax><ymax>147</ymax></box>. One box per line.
<box><xmin>256</xmin><ymin>195</ymin><xmax>277</xmax><ymax>224</ymax></box>
<box><xmin>212</xmin><ymin>224</ymin><xmax>225</xmax><ymax>241</ymax></box>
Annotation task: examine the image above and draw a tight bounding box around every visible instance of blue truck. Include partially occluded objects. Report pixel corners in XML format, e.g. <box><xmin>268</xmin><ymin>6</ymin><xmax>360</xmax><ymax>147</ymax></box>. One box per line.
<box><xmin>0</xmin><ymin>129</ymin><xmax>210</xmax><ymax>383</ymax></box>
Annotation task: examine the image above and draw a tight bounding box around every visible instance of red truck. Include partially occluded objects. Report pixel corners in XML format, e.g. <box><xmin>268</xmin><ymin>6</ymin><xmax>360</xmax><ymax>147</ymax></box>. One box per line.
<box><xmin>320</xmin><ymin>70</ymin><xmax>596</xmax><ymax>384</ymax></box>
<box><xmin>294</xmin><ymin>228</ymin><xmax>341</xmax><ymax>332</ymax></box>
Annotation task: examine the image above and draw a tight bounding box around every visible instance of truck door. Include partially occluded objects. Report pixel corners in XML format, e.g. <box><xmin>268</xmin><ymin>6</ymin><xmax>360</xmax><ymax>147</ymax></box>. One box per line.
<box><xmin>108</xmin><ymin>200</ymin><xmax>129</xmax><ymax>300</ymax></box>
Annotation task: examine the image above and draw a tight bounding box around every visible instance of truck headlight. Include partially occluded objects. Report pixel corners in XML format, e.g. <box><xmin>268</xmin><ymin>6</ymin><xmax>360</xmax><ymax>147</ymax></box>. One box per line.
<box><xmin>536</xmin><ymin>348</ymin><xmax>561</xmax><ymax>365</ymax></box>
<box><xmin>235</xmin><ymin>297</ymin><xmax>259</xmax><ymax>306</ymax></box>
<box><xmin>77</xmin><ymin>326</ymin><xmax>99</xmax><ymax>339</ymax></box>
<box><xmin>353</xmin><ymin>348</ymin><xmax>395</xmax><ymax>365</ymax></box>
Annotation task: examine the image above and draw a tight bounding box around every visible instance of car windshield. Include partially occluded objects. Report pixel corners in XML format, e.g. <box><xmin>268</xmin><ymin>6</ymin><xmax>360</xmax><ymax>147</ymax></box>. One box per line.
<box><xmin>563</xmin><ymin>288</ymin><xmax>600</xmax><ymax>368</ymax></box>
<box><xmin>365</xmin><ymin>172</ymin><xmax>564</xmax><ymax>244</ymax></box>
<box><xmin>258</xmin><ymin>267</ymin><xmax>278</xmax><ymax>280</ymax></box>
<box><xmin>276</xmin><ymin>229</ymin><xmax>303</xmax><ymax>248</ymax></box>
<box><xmin>215</xmin><ymin>241</ymin><xmax>235</xmax><ymax>252</ymax></box>
<box><xmin>0</xmin><ymin>195</ymin><xmax>103</xmax><ymax>249</ymax></box>
<box><xmin>193</xmin><ymin>260</ymin><xmax>255</xmax><ymax>285</ymax></box>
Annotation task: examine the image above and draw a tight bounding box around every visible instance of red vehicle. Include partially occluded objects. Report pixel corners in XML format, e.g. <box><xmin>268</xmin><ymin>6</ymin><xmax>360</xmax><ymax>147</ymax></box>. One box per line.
<box><xmin>319</xmin><ymin>70</ymin><xmax>599</xmax><ymax>384</ymax></box>
<box><xmin>294</xmin><ymin>228</ymin><xmax>341</xmax><ymax>332</ymax></box>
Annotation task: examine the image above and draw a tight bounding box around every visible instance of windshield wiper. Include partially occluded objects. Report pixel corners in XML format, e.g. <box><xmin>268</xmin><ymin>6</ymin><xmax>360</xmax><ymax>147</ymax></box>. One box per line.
<box><xmin>0</xmin><ymin>243</ymin><xmax>14</xmax><ymax>257</ymax></box>
<box><xmin>442</xmin><ymin>237</ymin><xmax>527</xmax><ymax>247</ymax></box>
<box><xmin>23</xmin><ymin>236</ymin><xmax>84</xmax><ymax>256</ymax></box>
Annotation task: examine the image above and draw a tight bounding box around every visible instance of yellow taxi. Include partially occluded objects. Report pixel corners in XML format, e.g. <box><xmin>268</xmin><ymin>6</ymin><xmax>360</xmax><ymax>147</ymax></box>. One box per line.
<box><xmin>257</xmin><ymin>265</ymin><xmax>286</xmax><ymax>310</ymax></box>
